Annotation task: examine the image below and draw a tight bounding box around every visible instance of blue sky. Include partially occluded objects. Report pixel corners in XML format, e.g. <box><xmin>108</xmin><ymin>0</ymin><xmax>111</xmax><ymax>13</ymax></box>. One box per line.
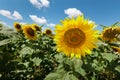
<box><xmin>0</xmin><ymin>0</ymin><xmax>120</xmax><ymax>31</ymax></box>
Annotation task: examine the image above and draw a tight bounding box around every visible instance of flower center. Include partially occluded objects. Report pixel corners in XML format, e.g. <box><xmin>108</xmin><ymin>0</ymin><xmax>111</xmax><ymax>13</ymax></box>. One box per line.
<box><xmin>27</xmin><ymin>28</ymin><xmax>35</xmax><ymax>36</ymax></box>
<box><xmin>16</xmin><ymin>24</ymin><xmax>21</xmax><ymax>29</ymax></box>
<box><xmin>64</xmin><ymin>28</ymin><xmax>86</xmax><ymax>48</ymax></box>
<box><xmin>46</xmin><ymin>30</ymin><xmax>52</xmax><ymax>35</ymax></box>
<box><xmin>34</xmin><ymin>25</ymin><xmax>41</xmax><ymax>31</ymax></box>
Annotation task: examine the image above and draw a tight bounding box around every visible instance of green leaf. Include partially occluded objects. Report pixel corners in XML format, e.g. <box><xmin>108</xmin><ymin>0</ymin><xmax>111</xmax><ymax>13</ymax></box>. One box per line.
<box><xmin>111</xmin><ymin>22</ymin><xmax>120</xmax><ymax>27</ymax></box>
<box><xmin>72</xmin><ymin>58</ymin><xmax>83</xmax><ymax>68</ymax></box>
<box><xmin>19</xmin><ymin>46</ymin><xmax>34</xmax><ymax>57</ymax></box>
<box><xmin>102</xmin><ymin>53</ymin><xmax>116</xmax><ymax>62</ymax></box>
<box><xmin>32</xmin><ymin>57</ymin><xmax>42</xmax><ymax>66</ymax></box>
<box><xmin>72</xmin><ymin>58</ymin><xmax>86</xmax><ymax>76</ymax></box>
<box><xmin>55</xmin><ymin>53</ymin><xmax>65</xmax><ymax>63</ymax></box>
<box><xmin>0</xmin><ymin>27</ymin><xmax>15</xmax><ymax>37</ymax></box>
<box><xmin>45</xmin><ymin>71</ymin><xmax>78</xmax><ymax>80</ymax></box>
<box><xmin>115</xmin><ymin>65</ymin><xmax>120</xmax><ymax>72</ymax></box>
<box><xmin>18</xmin><ymin>62</ymin><xmax>29</xmax><ymax>68</ymax></box>
<box><xmin>62</xmin><ymin>72</ymin><xmax>78</xmax><ymax>80</ymax></box>
<box><xmin>45</xmin><ymin>73</ymin><xmax>62</xmax><ymax>80</ymax></box>
<box><xmin>78</xmin><ymin>68</ymin><xmax>86</xmax><ymax>76</ymax></box>
<box><xmin>99</xmin><ymin>24</ymin><xmax>108</xmax><ymax>29</ymax></box>
<box><xmin>0</xmin><ymin>39</ymin><xmax>10</xmax><ymax>46</ymax></box>
<box><xmin>91</xmin><ymin>75</ymin><xmax>96</xmax><ymax>80</ymax></box>
<box><xmin>45</xmin><ymin>68</ymin><xmax>66</xmax><ymax>80</ymax></box>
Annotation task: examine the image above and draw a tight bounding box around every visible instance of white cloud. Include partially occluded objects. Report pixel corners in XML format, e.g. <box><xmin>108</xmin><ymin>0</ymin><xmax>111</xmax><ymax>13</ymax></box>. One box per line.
<box><xmin>47</xmin><ymin>23</ymin><xmax>55</xmax><ymax>27</ymax></box>
<box><xmin>0</xmin><ymin>21</ymin><xmax>7</xmax><ymax>26</ymax></box>
<box><xmin>41</xmin><ymin>0</ymin><xmax>49</xmax><ymax>7</ymax></box>
<box><xmin>64</xmin><ymin>8</ymin><xmax>83</xmax><ymax>18</ymax></box>
<box><xmin>88</xmin><ymin>20</ymin><xmax>95</xmax><ymax>24</ymax></box>
<box><xmin>0</xmin><ymin>10</ymin><xmax>23</xmax><ymax>20</ymax></box>
<box><xmin>0</xmin><ymin>10</ymin><xmax>13</xmax><ymax>19</ymax></box>
<box><xmin>29</xmin><ymin>0</ymin><xmax>50</xmax><ymax>9</ymax></box>
<box><xmin>0</xmin><ymin>21</ymin><xmax>11</xmax><ymax>27</ymax></box>
<box><xmin>12</xmin><ymin>11</ymin><xmax>23</xmax><ymax>20</ymax></box>
<box><xmin>29</xmin><ymin>15</ymin><xmax>47</xmax><ymax>25</ymax></box>
<box><xmin>41</xmin><ymin>23</ymin><xmax>56</xmax><ymax>34</ymax></box>
<box><xmin>19</xmin><ymin>22</ymin><xmax>27</xmax><ymax>25</ymax></box>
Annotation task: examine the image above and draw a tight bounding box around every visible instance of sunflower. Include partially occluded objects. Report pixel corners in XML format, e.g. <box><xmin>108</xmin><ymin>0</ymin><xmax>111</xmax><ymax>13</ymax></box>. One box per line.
<box><xmin>22</xmin><ymin>25</ymin><xmax>37</xmax><ymax>40</ymax></box>
<box><xmin>115</xmin><ymin>27</ymin><xmax>120</xmax><ymax>33</ymax></box>
<box><xmin>113</xmin><ymin>27</ymin><xmax>120</xmax><ymax>40</ymax></box>
<box><xmin>14</xmin><ymin>22</ymin><xmax>22</xmax><ymax>31</ymax></box>
<box><xmin>54</xmin><ymin>16</ymin><xmax>98</xmax><ymax>58</ymax></box>
<box><xmin>101</xmin><ymin>27</ymin><xmax>118</xmax><ymax>42</ymax></box>
<box><xmin>32</xmin><ymin>24</ymin><xmax>41</xmax><ymax>32</ymax></box>
<box><xmin>111</xmin><ymin>46</ymin><xmax>120</xmax><ymax>56</ymax></box>
<box><xmin>44</xmin><ymin>28</ymin><xmax>52</xmax><ymax>35</ymax></box>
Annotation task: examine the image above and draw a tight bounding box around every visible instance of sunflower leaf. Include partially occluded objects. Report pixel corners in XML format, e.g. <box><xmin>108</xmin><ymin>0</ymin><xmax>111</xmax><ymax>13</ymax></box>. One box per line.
<box><xmin>19</xmin><ymin>46</ymin><xmax>34</xmax><ymax>57</ymax></box>
<box><xmin>72</xmin><ymin>58</ymin><xmax>86</xmax><ymax>76</ymax></box>
<box><xmin>45</xmin><ymin>73</ymin><xmax>62</xmax><ymax>80</ymax></box>
<box><xmin>45</xmin><ymin>68</ymin><xmax>66</xmax><ymax>80</ymax></box>
<box><xmin>115</xmin><ymin>66</ymin><xmax>120</xmax><ymax>72</ymax></box>
<box><xmin>102</xmin><ymin>53</ymin><xmax>116</xmax><ymax>62</ymax></box>
<box><xmin>0</xmin><ymin>39</ymin><xmax>11</xmax><ymax>46</ymax></box>
<box><xmin>62</xmin><ymin>72</ymin><xmax>78</xmax><ymax>80</ymax></box>
<box><xmin>32</xmin><ymin>57</ymin><xmax>42</xmax><ymax>66</ymax></box>
<box><xmin>111</xmin><ymin>22</ymin><xmax>120</xmax><ymax>27</ymax></box>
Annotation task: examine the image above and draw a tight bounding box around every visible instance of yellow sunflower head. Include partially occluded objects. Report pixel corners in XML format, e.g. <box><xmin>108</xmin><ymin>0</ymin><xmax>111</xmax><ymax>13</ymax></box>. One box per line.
<box><xmin>44</xmin><ymin>28</ymin><xmax>52</xmax><ymax>35</ymax></box>
<box><xmin>14</xmin><ymin>22</ymin><xmax>22</xmax><ymax>31</ymax></box>
<box><xmin>54</xmin><ymin>16</ymin><xmax>99</xmax><ymax>59</ymax></box>
<box><xmin>101</xmin><ymin>27</ymin><xmax>117</xmax><ymax>42</ymax></box>
<box><xmin>22</xmin><ymin>25</ymin><xmax>37</xmax><ymax>40</ymax></box>
<box><xmin>32</xmin><ymin>24</ymin><xmax>41</xmax><ymax>32</ymax></box>
<box><xmin>113</xmin><ymin>27</ymin><xmax>120</xmax><ymax>35</ymax></box>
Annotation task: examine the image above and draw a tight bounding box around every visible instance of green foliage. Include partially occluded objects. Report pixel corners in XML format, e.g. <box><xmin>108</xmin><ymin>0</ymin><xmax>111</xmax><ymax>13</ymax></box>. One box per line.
<box><xmin>0</xmin><ymin>25</ymin><xmax>58</xmax><ymax>79</ymax></box>
<box><xmin>45</xmin><ymin>41</ymin><xmax>120</xmax><ymax>80</ymax></box>
<box><xmin>0</xmin><ymin>23</ymin><xmax>120</xmax><ymax>80</ymax></box>
<box><xmin>100</xmin><ymin>21</ymin><xmax>120</xmax><ymax>30</ymax></box>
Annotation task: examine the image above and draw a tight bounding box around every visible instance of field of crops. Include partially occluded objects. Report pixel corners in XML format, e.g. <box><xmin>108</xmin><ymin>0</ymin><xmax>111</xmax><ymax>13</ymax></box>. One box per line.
<box><xmin>0</xmin><ymin>16</ymin><xmax>120</xmax><ymax>80</ymax></box>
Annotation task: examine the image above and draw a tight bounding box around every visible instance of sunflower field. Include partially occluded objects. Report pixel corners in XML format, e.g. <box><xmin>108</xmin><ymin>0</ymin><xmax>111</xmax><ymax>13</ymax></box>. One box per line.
<box><xmin>0</xmin><ymin>16</ymin><xmax>120</xmax><ymax>80</ymax></box>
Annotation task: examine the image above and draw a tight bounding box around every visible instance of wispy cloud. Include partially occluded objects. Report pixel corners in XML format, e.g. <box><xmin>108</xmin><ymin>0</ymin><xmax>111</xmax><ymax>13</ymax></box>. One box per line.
<box><xmin>29</xmin><ymin>0</ymin><xmax>50</xmax><ymax>9</ymax></box>
<box><xmin>0</xmin><ymin>21</ymin><xmax>11</xmax><ymax>27</ymax></box>
<box><xmin>47</xmin><ymin>23</ymin><xmax>55</xmax><ymax>28</ymax></box>
<box><xmin>19</xmin><ymin>22</ymin><xmax>27</xmax><ymax>25</ymax></box>
<box><xmin>64</xmin><ymin>8</ymin><xmax>83</xmax><ymax>18</ymax></box>
<box><xmin>0</xmin><ymin>10</ymin><xmax>23</xmax><ymax>20</ymax></box>
<box><xmin>0</xmin><ymin>21</ymin><xmax>7</xmax><ymax>26</ymax></box>
<box><xmin>29</xmin><ymin>15</ymin><xmax>47</xmax><ymax>25</ymax></box>
<box><xmin>12</xmin><ymin>11</ymin><xmax>23</xmax><ymax>20</ymax></box>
